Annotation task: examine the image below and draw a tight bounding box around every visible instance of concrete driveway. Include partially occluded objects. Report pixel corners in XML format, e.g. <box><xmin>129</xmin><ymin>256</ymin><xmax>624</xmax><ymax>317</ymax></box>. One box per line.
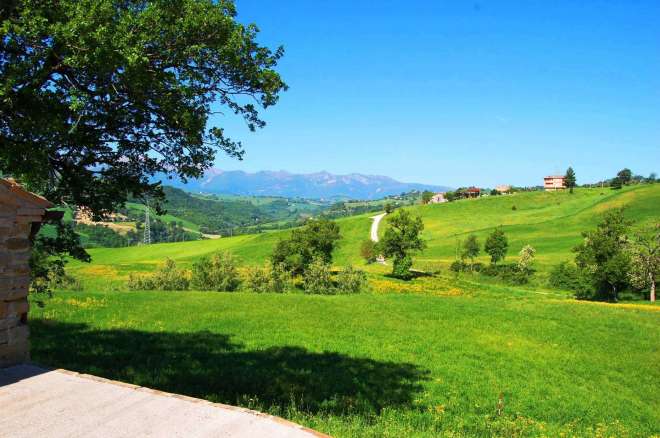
<box><xmin>0</xmin><ymin>365</ymin><xmax>328</xmax><ymax>438</ymax></box>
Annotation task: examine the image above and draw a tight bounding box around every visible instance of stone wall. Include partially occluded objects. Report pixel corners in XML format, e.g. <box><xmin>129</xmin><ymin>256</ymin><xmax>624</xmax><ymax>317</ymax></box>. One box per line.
<box><xmin>0</xmin><ymin>179</ymin><xmax>51</xmax><ymax>368</ymax></box>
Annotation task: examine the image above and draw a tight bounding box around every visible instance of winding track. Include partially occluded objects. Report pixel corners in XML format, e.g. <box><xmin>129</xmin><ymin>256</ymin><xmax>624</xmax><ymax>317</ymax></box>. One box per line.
<box><xmin>369</xmin><ymin>212</ymin><xmax>387</xmax><ymax>242</ymax></box>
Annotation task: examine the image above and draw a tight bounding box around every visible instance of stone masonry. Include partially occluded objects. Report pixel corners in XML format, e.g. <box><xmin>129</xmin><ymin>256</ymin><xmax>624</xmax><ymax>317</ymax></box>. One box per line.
<box><xmin>0</xmin><ymin>178</ymin><xmax>53</xmax><ymax>368</ymax></box>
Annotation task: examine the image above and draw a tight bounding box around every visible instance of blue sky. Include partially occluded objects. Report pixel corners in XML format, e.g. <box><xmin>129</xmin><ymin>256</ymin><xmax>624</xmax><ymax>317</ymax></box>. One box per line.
<box><xmin>211</xmin><ymin>0</ymin><xmax>659</xmax><ymax>188</ymax></box>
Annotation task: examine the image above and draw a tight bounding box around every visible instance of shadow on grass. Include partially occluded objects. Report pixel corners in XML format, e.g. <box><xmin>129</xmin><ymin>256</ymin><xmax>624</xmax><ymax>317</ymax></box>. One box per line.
<box><xmin>30</xmin><ymin>320</ymin><xmax>428</xmax><ymax>416</ymax></box>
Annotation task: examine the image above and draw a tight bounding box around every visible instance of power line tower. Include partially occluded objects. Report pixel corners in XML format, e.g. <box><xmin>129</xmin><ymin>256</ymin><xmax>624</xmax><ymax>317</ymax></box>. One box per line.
<box><xmin>143</xmin><ymin>203</ymin><xmax>151</xmax><ymax>245</ymax></box>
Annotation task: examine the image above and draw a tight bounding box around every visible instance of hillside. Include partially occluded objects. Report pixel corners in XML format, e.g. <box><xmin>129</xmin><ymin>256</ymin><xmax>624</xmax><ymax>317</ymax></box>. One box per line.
<box><xmin>68</xmin><ymin>184</ymin><xmax>660</xmax><ymax>289</ymax></box>
<box><xmin>39</xmin><ymin>183</ymin><xmax>660</xmax><ymax>437</ymax></box>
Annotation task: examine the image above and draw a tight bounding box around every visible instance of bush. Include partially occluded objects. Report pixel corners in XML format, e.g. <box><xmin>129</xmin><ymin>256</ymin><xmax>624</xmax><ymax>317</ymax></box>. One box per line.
<box><xmin>303</xmin><ymin>258</ymin><xmax>334</xmax><ymax>294</ymax></box>
<box><xmin>245</xmin><ymin>265</ymin><xmax>271</xmax><ymax>293</ymax></box>
<box><xmin>360</xmin><ymin>239</ymin><xmax>378</xmax><ymax>264</ymax></box>
<box><xmin>127</xmin><ymin>273</ymin><xmax>156</xmax><ymax>290</ymax></box>
<box><xmin>392</xmin><ymin>255</ymin><xmax>414</xmax><ymax>280</ymax></box>
<box><xmin>191</xmin><ymin>252</ymin><xmax>241</xmax><ymax>291</ymax></box>
<box><xmin>245</xmin><ymin>263</ymin><xmax>290</xmax><ymax>293</ymax></box>
<box><xmin>450</xmin><ymin>260</ymin><xmax>467</xmax><ymax>273</ymax></box>
<box><xmin>549</xmin><ymin>261</ymin><xmax>581</xmax><ymax>290</ymax></box>
<box><xmin>335</xmin><ymin>265</ymin><xmax>367</xmax><ymax>294</ymax></box>
<box><xmin>154</xmin><ymin>258</ymin><xmax>190</xmax><ymax>290</ymax></box>
<box><xmin>511</xmin><ymin>205</ymin><xmax>517</xmax><ymax>211</ymax></box>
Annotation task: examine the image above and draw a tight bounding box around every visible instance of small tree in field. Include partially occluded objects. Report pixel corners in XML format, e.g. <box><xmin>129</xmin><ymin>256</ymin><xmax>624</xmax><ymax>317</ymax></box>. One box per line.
<box><xmin>377</xmin><ymin>209</ymin><xmax>426</xmax><ymax>279</ymax></box>
<box><xmin>360</xmin><ymin>239</ymin><xmax>377</xmax><ymax>264</ymax></box>
<box><xmin>564</xmin><ymin>167</ymin><xmax>577</xmax><ymax>193</ymax></box>
<box><xmin>484</xmin><ymin>228</ymin><xmax>508</xmax><ymax>266</ymax></box>
<box><xmin>421</xmin><ymin>191</ymin><xmax>434</xmax><ymax>204</ymax></box>
<box><xmin>384</xmin><ymin>203</ymin><xmax>395</xmax><ymax>214</ymax></box>
<box><xmin>617</xmin><ymin>168</ymin><xmax>633</xmax><ymax>185</ymax></box>
<box><xmin>628</xmin><ymin>224</ymin><xmax>659</xmax><ymax>302</ymax></box>
<box><xmin>462</xmin><ymin>235</ymin><xmax>480</xmax><ymax>270</ymax></box>
<box><xmin>573</xmin><ymin>208</ymin><xmax>631</xmax><ymax>301</ymax></box>
<box><xmin>517</xmin><ymin>245</ymin><xmax>536</xmax><ymax>274</ymax></box>
<box><xmin>610</xmin><ymin>177</ymin><xmax>623</xmax><ymax>190</ymax></box>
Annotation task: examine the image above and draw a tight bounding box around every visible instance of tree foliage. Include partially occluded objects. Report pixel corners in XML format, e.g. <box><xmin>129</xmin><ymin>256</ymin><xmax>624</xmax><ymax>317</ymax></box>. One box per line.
<box><xmin>461</xmin><ymin>234</ymin><xmax>480</xmax><ymax>268</ymax></box>
<box><xmin>564</xmin><ymin>167</ymin><xmax>576</xmax><ymax>193</ymax></box>
<box><xmin>573</xmin><ymin>208</ymin><xmax>631</xmax><ymax>301</ymax></box>
<box><xmin>0</xmin><ymin>0</ymin><xmax>286</xmax><ymax>217</ymax></box>
<box><xmin>628</xmin><ymin>223</ymin><xmax>659</xmax><ymax>302</ymax></box>
<box><xmin>377</xmin><ymin>209</ymin><xmax>426</xmax><ymax>279</ymax></box>
<box><xmin>617</xmin><ymin>168</ymin><xmax>632</xmax><ymax>185</ymax></box>
<box><xmin>272</xmin><ymin>218</ymin><xmax>341</xmax><ymax>275</ymax></box>
<box><xmin>484</xmin><ymin>228</ymin><xmax>508</xmax><ymax>266</ymax></box>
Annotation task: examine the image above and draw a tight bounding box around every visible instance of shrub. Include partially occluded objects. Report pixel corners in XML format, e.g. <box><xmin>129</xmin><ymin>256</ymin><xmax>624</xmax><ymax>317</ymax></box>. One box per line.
<box><xmin>127</xmin><ymin>273</ymin><xmax>156</xmax><ymax>290</ymax></box>
<box><xmin>360</xmin><ymin>239</ymin><xmax>378</xmax><ymax>264</ymax></box>
<box><xmin>153</xmin><ymin>258</ymin><xmax>190</xmax><ymax>290</ymax></box>
<box><xmin>335</xmin><ymin>265</ymin><xmax>367</xmax><ymax>294</ymax></box>
<box><xmin>303</xmin><ymin>258</ymin><xmax>334</xmax><ymax>294</ymax></box>
<box><xmin>269</xmin><ymin>263</ymin><xmax>291</xmax><ymax>293</ymax></box>
<box><xmin>549</xmin><ymin>261</ymin><xmax>581</xmax><ymax>290</ymax></box>
<box><xmin>511</xmin><ymin>205</ymin><xmax>517</xmax><ymax>211</ymax></box>
<box><xmin>392</xmin><ymin>255</ymin><xmax>414</xmax><ymax>280</ymax></box>
<box><xmin>450</xmin><ymin>260</ymin><xmax>466</xmax><ymax>273</ymax></box>
<box><xmin>191</xmin><ymin>252</ymin><xmax>241</xmax><ymax>291</ymax></box>
<box><xmin>245</xmin><ymin>265</ymin><xmax>271</xmax><ymax>293</ymax></box>
<box><xmin>245</xmin><ymin>262</ymin><xmax>290</xmax><ymax>293</ymax></box>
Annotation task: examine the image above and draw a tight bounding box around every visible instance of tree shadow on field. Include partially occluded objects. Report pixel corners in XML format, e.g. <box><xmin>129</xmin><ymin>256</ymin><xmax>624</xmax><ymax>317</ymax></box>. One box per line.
<box><xmin>29</xmin><ymin>320</ymin><xmax>429</xmax><ymax>416</ymax></box>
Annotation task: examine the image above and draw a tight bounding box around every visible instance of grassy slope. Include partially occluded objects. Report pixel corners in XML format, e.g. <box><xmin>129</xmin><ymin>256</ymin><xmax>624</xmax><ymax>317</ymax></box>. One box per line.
<box><xmin>48</xmin><ymin>185</ymin><xmax>660</xmax><ymax>436</ymax></box>
<box><xmin>31</xmin><ymin>290</ymin><xmax>659</xmax><ymax>437</ymax></box>
<box><xmin>70</xmin><ymin>185</ymin><xmax>660</xmax><ymax>285</ymax></box>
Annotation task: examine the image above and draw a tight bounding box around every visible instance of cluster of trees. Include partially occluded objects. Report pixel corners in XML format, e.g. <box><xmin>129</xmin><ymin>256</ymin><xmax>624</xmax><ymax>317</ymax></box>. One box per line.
<box><xmin>271</xmin><ymin>218</ymin><xmax>368</xmax><ymax>294</ymax></box>
<box><xmin>451</xmin><ymin>229</ymin><xmax>537</xmax><ymax>284</ymax></box>
<box><xmin>551</xmin><ymin>209</ymin><xmax>658</xmax><ymax>301</ymax></box>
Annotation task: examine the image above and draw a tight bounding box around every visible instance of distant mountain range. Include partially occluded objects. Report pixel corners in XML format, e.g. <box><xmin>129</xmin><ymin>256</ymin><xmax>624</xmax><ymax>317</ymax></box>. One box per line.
<box><xmin>160</xmin><ymin>169</ymin><xmax>451</xmax><ymax>200</ymax></box>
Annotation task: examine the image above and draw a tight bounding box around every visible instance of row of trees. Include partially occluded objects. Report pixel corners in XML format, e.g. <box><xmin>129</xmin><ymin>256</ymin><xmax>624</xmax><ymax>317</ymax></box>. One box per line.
<box><xmin>564</xmin><ymin>166</ymin><xmax>657</xmax><ymax>192</ymax></box>
<box><xmin>452</xmin><ymin>229</ymin><xmax>537</xmax><ymax>284</ymax></box>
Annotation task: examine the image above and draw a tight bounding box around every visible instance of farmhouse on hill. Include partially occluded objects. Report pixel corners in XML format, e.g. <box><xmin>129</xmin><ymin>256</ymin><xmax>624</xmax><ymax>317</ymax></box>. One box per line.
<box><xmin>544</xmin><ymin>175</ymin><xmax>566</xmax><ymax>191</ymax></box>
<box><xmin>495</xmin><ymin>184</ymin><xmax>511</xmax><ymax>194</ymax></box>
<box><xmin>428</xmin><ymin>193</ymin><xmax>447</xmax><ymax>204</ymax></box>
<box><xmin>0</xmin><ymin>178</ymin><xmax>57</xmax><ymax>367</ymax></box>
<box><xmin>464</xmin><ymin>187</ymin><xmax>481</xmax><ymax>198</ymax></box>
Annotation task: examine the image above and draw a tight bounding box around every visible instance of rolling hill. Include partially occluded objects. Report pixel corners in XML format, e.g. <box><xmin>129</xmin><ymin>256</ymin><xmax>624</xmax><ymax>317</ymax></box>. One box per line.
<box><xmin>68</xmin><ymin>184</ymin><xmax>660</xmax><ymax>289</ymax></box>
<box><xmin>34</xmin><ymin>183</ymin><xmax>660</xmax><ymax>437</ymax></box>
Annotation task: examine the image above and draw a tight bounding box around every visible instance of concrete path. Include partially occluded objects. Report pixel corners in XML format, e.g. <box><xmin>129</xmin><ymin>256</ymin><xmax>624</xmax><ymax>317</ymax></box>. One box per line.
<box><xmin>369</xmin><ymin>213</ymin><xmax>386</xmax><ymax>242</ymax></box>
<box><xmin>0</xmin><ymin>365</ymin><xmax>328</xmax><ymax>438</ymax></box>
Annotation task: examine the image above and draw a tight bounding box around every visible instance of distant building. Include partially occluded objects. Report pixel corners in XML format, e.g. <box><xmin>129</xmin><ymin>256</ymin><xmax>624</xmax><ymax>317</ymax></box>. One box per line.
<box><xmin>464</xmin><ymin>187</ymin><xmax>481</xmax><ymax>198</ymax></box>
<box><xmin>544</xmin><ymin>176</ymin><xmax>566</xmax><ymax>191</ymax></box>
<box><xmin>495</xmin><ymin>185</ymin><xmax>511</xmax><ymax>194</ymax></box>
<box><xmin>428</xmin><ymin>193</ymin><xmax>447</xmax><ymax>204</ymax></box>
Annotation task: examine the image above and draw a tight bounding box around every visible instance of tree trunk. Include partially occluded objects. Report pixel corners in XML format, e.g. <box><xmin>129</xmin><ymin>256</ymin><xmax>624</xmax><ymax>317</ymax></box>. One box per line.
<box><xmin>650</xmin><ymin>273</ymin><xmax>656</xmax><ymax>302</ymax></box>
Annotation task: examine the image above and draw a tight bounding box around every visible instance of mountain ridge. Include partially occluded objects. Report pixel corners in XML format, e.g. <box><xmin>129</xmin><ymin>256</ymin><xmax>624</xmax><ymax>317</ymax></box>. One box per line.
<box><xmin>161</xmin><ymin>169</ymin><xmax>451</xmax><ymax>200</ymax></box>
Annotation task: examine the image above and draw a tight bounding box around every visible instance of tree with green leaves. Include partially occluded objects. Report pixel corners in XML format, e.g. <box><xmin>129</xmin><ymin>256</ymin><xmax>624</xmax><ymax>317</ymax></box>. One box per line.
<box><xmin>1</xmin><ymin>0</ymin><xmax>286</xmax><ymax>216</ymax></box>
<box><xmin>573</xmin><ymin>208</ymin><xmax>631</xmax><ymax>301</ymax></box>
<box><xmin>360</xmin><ymin>239</ymin><xmax>377</xmax><ymax>264</ymax></box>
<box><xmin>462</xmin><ymin>234</ymin><xmax>480</xmax><ymax>270</ymax></box>
<box><xmin>272</xmin><ymin>218</ymin><xmax>341</xmax><ymax>275</ymax></box>
<box><xmin>484</xmin><ymin>228</ymin><xmax>508</xmax><ymax>266</ymax></box>
<box><xmin>610</xmin><ymin>177</ymin><xmax>622</xmax><ymax>190</ymax></box>
<box><xmin>1</xmin><ymin>0</ymin><xmax>286</xmax><ymax>289</ymax></box>
<box><xmin>384</xmin><ymin>203</ymin><xmax>395</xmax><ymax>214</ymax></box>
<box><xmin>421</xmin><ymin>191</ymin><xmax>434</xmax><ymax>204</ymax></box>
<box><xmin>564</xmin><ymin>167</ymin><xmax>577</xmax><ymax>193</ymax></box>
<box><xmin>377</xmin><ymin>209</ymin><xmax>426</xmax><ymax>279</ymax></box>
<box><xmin>628</xmin><ymin>223</ymin><xmax>659</xmax><ymax>302</ymax></box>
<box><xmin>617</xmin><ymin>168</ymin><xmax>632</xmax><ymax>185</ymax></box>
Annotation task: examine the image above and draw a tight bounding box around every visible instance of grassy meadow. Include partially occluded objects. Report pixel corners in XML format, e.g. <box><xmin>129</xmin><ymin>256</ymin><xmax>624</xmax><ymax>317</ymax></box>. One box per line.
<box><xmin>30</xmin><ymin>184</ymin><xmax>660</xmax><ymax>437</ymax></box>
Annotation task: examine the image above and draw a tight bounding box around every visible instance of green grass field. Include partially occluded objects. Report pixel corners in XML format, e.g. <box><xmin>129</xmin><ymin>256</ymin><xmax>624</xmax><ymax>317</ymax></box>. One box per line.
<box><xmin>32</xmin><ymin>184</ymin><xmax>660</xmax><ymax>437</ymax></box>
